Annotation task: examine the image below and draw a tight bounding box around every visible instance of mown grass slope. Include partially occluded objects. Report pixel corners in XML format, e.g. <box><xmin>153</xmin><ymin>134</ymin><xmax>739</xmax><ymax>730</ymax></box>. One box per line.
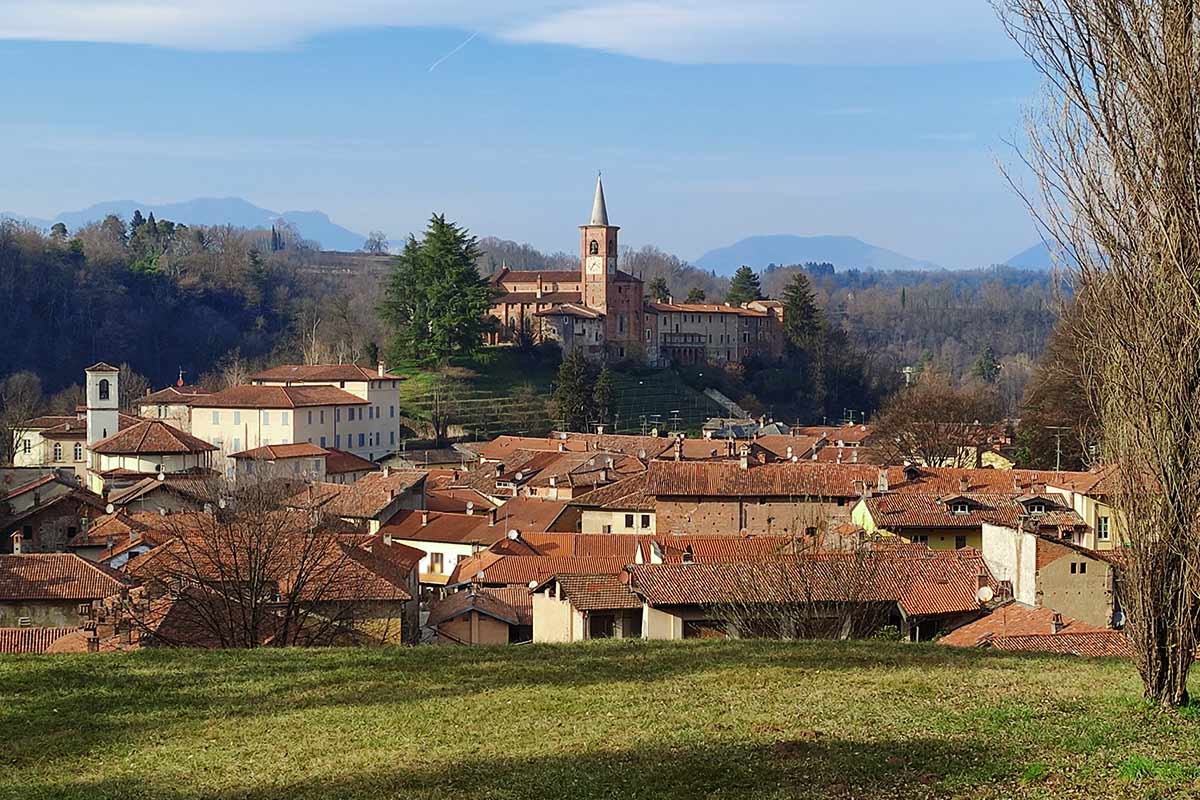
<box><xmin>1</xmin><ymin>640</ymin><xmax>1198</xmax><ymax>799</ymax></box>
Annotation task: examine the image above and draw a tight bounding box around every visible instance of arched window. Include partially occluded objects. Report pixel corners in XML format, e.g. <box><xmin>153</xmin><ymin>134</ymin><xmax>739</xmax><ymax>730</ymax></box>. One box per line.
<box><xmin>98</xmin><ymin>379</ymin><xmax>110</xmax><ymax>401</ymax></box>
<box><xmin>73</xmin><ymin>443</ymin><xmax>82</xmax><ymax>461</ymax></box>
<box><xmin>53</xmin><ymin>443</ymin><xmax>62</xmax><ymax>461</ymax></box>
<box><xmin>589</xmin><ymin>240</ymin><xmax>599</xmax><ymax>255</ymax></box>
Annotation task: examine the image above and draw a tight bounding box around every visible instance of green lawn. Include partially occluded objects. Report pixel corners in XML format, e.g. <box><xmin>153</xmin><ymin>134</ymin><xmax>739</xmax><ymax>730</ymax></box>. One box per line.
<box><xmin>1</xmin><ymin>641</ymin><xmax>1197</xmax><ymax>799</ymax></box>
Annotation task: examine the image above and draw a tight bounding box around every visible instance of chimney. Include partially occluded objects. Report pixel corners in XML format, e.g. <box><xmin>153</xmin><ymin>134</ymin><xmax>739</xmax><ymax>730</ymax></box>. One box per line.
<box><xmin>558</xmin><ymin>442</ymin><xmax>565</xmax><ymax>452</ymax></box>
<box><xmin>958</xmin><ymin>476</ymin><xmax>970</xmax><ymax>493</ymax></box>
<box><xmin>785</xmin><ymin>446</ymin><xmax>793</xmax><ymax>460</ymax></box>
<box><xmin>10</xmin><ymin>531</ymin><xmax>22</xmax><ymax>555</ymax></box>
<box><xmin>377</xmin><ymin>361</ymin><xmax>385</xmax><ymax>377</ymax></box>
<box><xmin>599</xmin><ymin>468</ymin><xmax>607</xmax><ymax>483</ymax></box>
<box><xmin>383</xmin><ymin>531</ymin><xmax>392</xmax><ymax>545</ymax></box>
<box><xmin>673</xmin><ymin>438</ymin><xmax>683</xmax><ymax>461</ymax></box>
<box><xmin>488</xmin><ymin>507</ymin><xmax>498</xmax><ymax>527</ymax></box>
<box><xmin>596</xmin><ymin>424</ymin><xmax>605</xmax><ymax>435</ymax></box>
<box><xmin>851</xmin><ymin>449</ymin><xmax>858</xmax><ymax>464</ymax></box>
<box><xmin>738</xmin><ymin>446</ymin><xmax>750</xmax><ymax>470</ymax></box>
<box><xmin>549</xmin><ymin>476</ymin><xmax>557</xmax><ymax>487</ymax></box>
<box><xmin>421</xmin><ymin>510</ymin><xmax>429</xmax><ymax>527</ymax></box>
<box><xmin>383</xmin><ymin>466</ymin><xmax>391</xmax><ymax>477</ymax></box>
<box><xmin>1051</xmin><ymin>612</ymin><xmax>1065</xmax><ymax>634</ymax></box>
<box><xmin>877</xmin><ymin>469</ymin><xmax>890</xmax><ymax>493</ymax></box>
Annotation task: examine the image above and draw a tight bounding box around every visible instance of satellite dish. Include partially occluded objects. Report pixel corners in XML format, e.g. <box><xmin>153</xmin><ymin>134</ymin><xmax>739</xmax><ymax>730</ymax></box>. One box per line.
<box><xmin>527</xmin><ymin>580</ymin><xmax>538</xmax><ymax>590</ymax></box>
<box><xmin>105</xmin><ymin>503</ymin><xmax>115</xmax><ymax>515</ymax></box>
<box><xmin>157</xmin><ymin>471</ymin><xmax>166</xmax><ymax>482</ymax></box>
<box><xmin>976</xmin><ymin>586</ymin><xmax>995</xmax><ymax>604</ymax></box>
<box><xmin>507</xmin><ymin>529</ymin><xmax>519</xmax><ymax>540</ymax></box>
<box><xmin>1112</xmin><ymin>610</ymin><xmax>1126</xmax><ymax>628</ymax></box>
<box><xmin>466</xmin><ymin>501</ymin><xmax>474</xmax><ymax>513</ymax></box>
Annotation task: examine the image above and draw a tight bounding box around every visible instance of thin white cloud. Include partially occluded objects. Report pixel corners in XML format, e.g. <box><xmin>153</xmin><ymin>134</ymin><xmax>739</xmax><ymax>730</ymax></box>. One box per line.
<box><xmin>0</xmin><ymin>0</ymin><xmax>1016</xmax><ymax>64</ymax></box>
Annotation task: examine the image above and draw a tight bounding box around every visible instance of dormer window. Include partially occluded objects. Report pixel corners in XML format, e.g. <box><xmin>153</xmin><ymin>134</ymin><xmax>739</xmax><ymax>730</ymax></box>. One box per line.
<box><xmin>951</xmin><ymin>502</ymin><xmax>971</xmax><ymax>515</ymax></box>
<box><xmin>1028</xmin><ymin>502</ymin><xmax>1047</xmax><ymax>515</ymax></box>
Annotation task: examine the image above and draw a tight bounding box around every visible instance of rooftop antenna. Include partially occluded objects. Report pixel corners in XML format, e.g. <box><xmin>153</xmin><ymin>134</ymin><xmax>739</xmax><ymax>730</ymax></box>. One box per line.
<box><xmin>1046</xmin><ymin>426</ymin><xmax>1070</xmax><ymax>473</ymax></box>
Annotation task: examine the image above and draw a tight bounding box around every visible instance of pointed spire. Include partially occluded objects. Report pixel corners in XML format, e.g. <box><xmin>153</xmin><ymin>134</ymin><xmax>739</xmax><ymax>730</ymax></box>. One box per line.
<box><xmin>589</xmin><ymin>172</ymin><xmax>609</xmax><ymax>226</ymax></box>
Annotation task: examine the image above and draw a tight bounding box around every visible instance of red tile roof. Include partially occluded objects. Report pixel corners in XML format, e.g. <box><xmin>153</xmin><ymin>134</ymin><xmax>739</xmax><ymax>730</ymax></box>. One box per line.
<box><xmin>449</xmin><ymin>554</ymin><xmax>628</xmax><ymax>586</ymax></box>
<box><xmin>939</xmin><ymin>603</ymin><xmax>1100</xmax><ymax>648</ymax></box>
<box><xmin>196</xmin><ymin>385</ymin><xmax>368</xmax><ymax>409</ymax></box>
<box><xmin>648</xmin><ymin>301</ymin><xmax>768</xmax><ymax>317</ymax></box>
<box><xmin>286</xmin><ymin>470</ymin><xmax>427</xmax><ymax>519</ymax></box>
<box><xmin>492</xmin><ymin>268</ymin><xmax>580</xmax><ymax>284</ymax></box>
<box><xmin>0</xmin><ymin>553</ymin><xmax>131</xmax><ymax>601</ymax></box>
<box><xmin>379</xmin><ymin>509</ymin><xmax>499</xmax><ymax>546</ymax></box>
<box><xmin>323</xmin><ymin>448</ymin><xmax>378</xmax><ymax>475</ymax></box>
<box><xmin>0</xmin><ymin>627</ymin><xmax>77</xmax><ymax>654</ymax></box>
<box><xmin>551</xmin><ymin>573</ymin><xmax>642</xmax><ymax>610</ymax></box>
<box><xmin>140</xmin><ymin>385</ymin><xmax>212</xmax><ymax>404</ymax></box>
<box><xmin>571</xmin><ymin>473</ymin><xmax>655</xmax><ymax>511</ymax></box>
<box><xmin>646</xmin><ymin>461</ymin><xmax>880</xmax><ymax>498</ymax></box>
<box><xmin>427</xmin><ymin>586</ymin><xmax>532</xmax><ymax>627</ymax></box>
<box><xmin>424</xmin><ymin>488</ymin><xmax>497</xmax><ymax>514</ymax></box>
<box><xmin>90</xmin><ymin>419</ymin><xmax>217</xmax><ymax>455</ymax></box>
<box><xmin>250</xmin><ymin>364</ymin><xmax>404</xmax><ymax>382</ymax></box>
<box><xmin>228</xmin><ymin>442</ymin><xmax>328</xmax><ymax>460</ymax></box>
<box><xmin>988</xmin><ymin>631</ymin><xmax>1131</xmax><ymax>658</ymax></box>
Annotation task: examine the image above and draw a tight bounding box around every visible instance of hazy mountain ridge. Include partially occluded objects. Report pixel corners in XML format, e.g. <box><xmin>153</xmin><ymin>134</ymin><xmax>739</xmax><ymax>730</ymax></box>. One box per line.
<box><xmin>4</xmin><ymin>197</ymin><xmax>367</xmax><ymax>252</ymax></box>
<box><xmin>696</xmin><ymin>234</ymin><xmax>940</xmax><ymax>273</ymax></box>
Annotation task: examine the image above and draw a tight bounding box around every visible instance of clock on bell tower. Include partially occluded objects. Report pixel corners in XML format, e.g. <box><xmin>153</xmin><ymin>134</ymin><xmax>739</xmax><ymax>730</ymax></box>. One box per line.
<box><xmin>580</xmin><ymin>173</ymin><xmax>620</xmax><ymax>312</ymax></box>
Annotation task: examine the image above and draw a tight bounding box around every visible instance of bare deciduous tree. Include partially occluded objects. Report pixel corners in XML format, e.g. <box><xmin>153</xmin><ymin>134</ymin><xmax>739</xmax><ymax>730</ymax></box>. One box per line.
<box><xmin>997</xmin><ymin>0</ymin><xmax>1200</xmax><ymax>707</ymax></box>
<box><xmin>121</xmin><ymin>479</ymin><xmax>408</xmax><ymax>647</ymax></box>
<box><xmin>0</xmin><ymin>371</ymin><xmax>43</xmax><ymax>465</ymax></box>
<box><xmin>868</xmin><ymin>373</ymin><xmax>1000</xmax><ymax>468</ymax></box>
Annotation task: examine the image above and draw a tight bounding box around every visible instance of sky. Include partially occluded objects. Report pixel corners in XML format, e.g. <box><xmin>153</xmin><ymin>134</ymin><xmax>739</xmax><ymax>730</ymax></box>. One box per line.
<box><xmin>0</xmin><ymin>1</ymin><xmax>1044</xmax><ymax>267</ymax></box>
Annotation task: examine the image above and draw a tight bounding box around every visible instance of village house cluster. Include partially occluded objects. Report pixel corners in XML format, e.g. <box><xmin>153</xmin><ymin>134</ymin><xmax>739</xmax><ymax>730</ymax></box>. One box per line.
<box><xmin>486</xmin><ymin>176</ymin><xmax>786</xmax><ymax>365</ymax></box>
<box><xmin>1</xmin><ymin>366</ymin><xmax>1129</xmax><ymax>656</ymax></box>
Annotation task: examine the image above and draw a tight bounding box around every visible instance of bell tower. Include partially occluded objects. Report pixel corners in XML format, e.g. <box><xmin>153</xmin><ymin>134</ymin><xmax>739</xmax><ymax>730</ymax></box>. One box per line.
<box><xmin>85</xmin><ymin>362</ymin><xmax>120</xmax><ymax>446</ymax></box>
<box><xmin>580</xmin><ymin>174</ymin><xmax>619</xmax><ymax>312</ymax></box>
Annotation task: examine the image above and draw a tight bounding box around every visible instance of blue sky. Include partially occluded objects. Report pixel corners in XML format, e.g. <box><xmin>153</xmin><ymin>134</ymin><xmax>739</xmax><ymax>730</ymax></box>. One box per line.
<box><xmin>0</xmin><ymin>1</ymin><xmax>1042</xmax><ymax>267</ymax></box>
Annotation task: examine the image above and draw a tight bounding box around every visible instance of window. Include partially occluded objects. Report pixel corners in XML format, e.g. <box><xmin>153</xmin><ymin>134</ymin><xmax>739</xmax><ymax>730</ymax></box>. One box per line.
<box><xmin>1079</xmin><ymin>562</ymin><xmax>1087</xmax><ymax>574</ymax></box>
<box><xmin>281</xmin><ymin>411</ymin><xmax>290</xmax><ymax>426</ymax></box>
<box><xmin>336</xmin><ymin>408</ymin><xmax>341</xmax><ymax>422</ymax></box>
<box><xmin>430</xmin><ymin>553</ymin><xmax>444</xmax><ymax>574</ymax></box>
<box><xmin>1029</xmin><ymin>503</ymin><xmax>1046</xmax><ymax>515</ymax></box>
<box><xmin>98</xmin><ymin>379</ymin><xmax>110</xmax><ymax>400</ymax></box>
<box><xmin>308</xmin><ymin>411</ymin><xmax>313</xmax><ymax>425</ymax></box>
<box><xmin>22</xmin><ymin>439</ymin><xmax>29</xmax><ymax>454</ymax></box>
<box><xmin>262</xmin><ymin>411</ymin><xmax>270</xmax><ymax>426</ymax></box>
<box><xmin>1097</xmin><ymin>516</ymin><xmax>1111</xmax><ymax>541</ymax></box>
<box><xmin>951</xmin><ymin>503</ymin><xmax>970</xmax><ymax>515</ymax></box>
<box><xmin>320</xmin><ymin>436</ymin><xmax>327</xmax><ymax>447</ymax></box>
<box><xmin>320</xmin><ymin>410</ymin><xmax>325</xmax><ymax>424</ymax></box>
<box><xmin>913</xmin><ymin>535</ymin><xmax>930</xmax><ymax>545</ymax></box>
<box><xmin>641</xmin><ymin>514</ymin><xmax>651</xmax><ymax>529</ymax></box>
<box><xmin>312</xmin><ymin>460</ymin><xmax>321</xmax><ymax>473</ymax></box>
<box><xmin>233</xmin><ymin>411</ymin><xmax>241</xmax><ymax>425</ymax></box>
<box><xmin>624</xmin><ymin>514</ymin><xmax>635</xmax><ymax>528</ymax></box>
<box><xmin>358</xmin><ymin>433</ymin><xmax>365</xmax><ymax>447</ymax></box>
<box><xmin>212</xmin><ymin>411</ymin><xmax>220</xmax><ymax>425</ymax></box>
<box><xmin>73</xmin><ymin>443</ymin><xmax>82</xmax><ymax>461</ymax></box>
<box><xmin>390</xmin><ymin>431</ymin><xmax>395</xmax><ymax>445</ymax></box>
<box><xmin>335</xmin><ymin>434</ymin><xmax>341</xmax><ymax>448</ymax></box>
<box><xmin>955</xmin><ymin>535</ymin><xmax>968</xmax><ymax>549</ymax></box>
<box><xmin>602</xmin><ymin>524</ymin><xmax>613</xmax><ymax>534</ymax></box>
<box><xmin>390</xmin><ymin>406</ymin><xmax>395</xmax><ymax>418</ymax></box>
<box><xmin>1070</xmin><ymin>562</ymin><xmax>1077</xmax><ymax>574</ymax></box>
<box><xmin>53</xmin><ymin>443</ymin><xmax>62</xmax><ymax>461</ymax></box>
<box><xmin>589</xmin><ymin>239</ymin><xmax>599</xmax><ymax>255</ymax></box>
<box><xmin>232</xmin><ymin>438</ymin><xmax>240</xmax><ymax>452</ymax></box>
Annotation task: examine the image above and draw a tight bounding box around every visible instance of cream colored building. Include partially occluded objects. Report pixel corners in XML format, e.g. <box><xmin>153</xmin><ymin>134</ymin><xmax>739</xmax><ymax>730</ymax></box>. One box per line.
<box><xmin>1046</xmin><ymin>470</ymin><xmax>1122</xmax><ymax>551</ymax></box>
<box><xmin>87</xmin><ymin>419</ymin><xmax>218</xmax><ymax>494</ymax></box>
<box><xmin>136</xmin><ymin>379</ymin><xmax>212</xmax><ymax>433</ymax></box>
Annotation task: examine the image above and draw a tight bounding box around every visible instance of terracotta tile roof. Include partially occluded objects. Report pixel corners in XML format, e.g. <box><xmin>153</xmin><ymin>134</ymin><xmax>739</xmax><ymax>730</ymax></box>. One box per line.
<box><xmin>196</xmin><ymin>385</ymin><xmax>368</xmax><ymax>409</ymax></box>
<box><xmin>34</xmin><ymin>413</ymin><xmax>139</xmax><ymax>440</ymax></box>
<box><xmin>0</xmin><ymin>553</ymin><xmax>131</xmax><ymax>600</ymax></box>
<box><xmin>652</xmin><ymin>535</ymin><xmax>794</xmax><ymax>563</ymax></box>
<box><xmin>140</xmin><ymin>385</ymin><xmax>212</xmax><ymax>404</ymax></box>
<box><xmin>424</xmin><ymin>488</ymin><xmax>497</xmax><ymax>513</ymax></box>
<box><xmin>379</xmin><ymin>509</ymin><xmax>498</xmax><ymax>546</ymax></box>
<box><xmin>323</xmin><ymin>448</ymin><xmax>378</xmax><ymax>475</ymax></box>
<box><xmin>493</xmin><ymin>290</ymin><xmax>584</xmax><ymax>305</ymax></box>
<box><xmin>497</xmin><ymin>532</ymin><xmax>648</xmax><ymax>560</ymax></box>
<box><xmin>2</xmin><ymin>473</ymin><xmax>61</xmax><ymax>501</ymax></box>
<box><xmin>427</xmin><ymin>586</ymin><xmax>532</xmax><ymax>627</ymax></box>
<box><xmin>646</xmin><ymin>461</ymin><xmax>881</xmax><ymax>498</ymax></box>
<box><xmin>939</xmin><ymin>602</ymin><xmax>1100</xmax><ymax>648</ymax></box>
<box><xmin>625</xmin><ymin>548</ymin><xmax>997</xmax><ymax>618</ymax></box>
<box><xmin>793</xmin><ymin>425</ymin><xmax>872</xmax><ymax>445</ymax></box>
<box><xmin>0</xmin><ymin>626</ymin><xmax>78</xmax><ymax>654</ymax></box>
<box><xmin>449</xmin><ymin>554</ymin><xmax>628</xmax><ymax>586</ymax></box>
<box><xmin>648</xmin><ymin>301</ymin><xmax>768</xmax><ymax>317</ymax></box>
<box><xmin>472</xmin><ymin>433</ymin><xmax>671</xmax><ymax>463</ymax></box>
<box><xmin>90</xmin><ymin>419</ymin><xmax>217</xmax><ymax>455</ymax></box>
<box><xmin>229</xmin><ymin>442</ymin><xmax>328</xmax><ymax>460</ymax></box>
<box><xmin>105</xmin><ymin>476</ymin><xmax>211</xmax><ymax>508</ymax></box>
<box><xmin>989</xmin><ymin>630</ymin><xmax>1131</xmax><ymax>657</ymax></box>
<box><xmin>1045</xmin><ymin>464</ymin><xmax>1119</xmax><ymax>496</ymax></box>
<box><xmin>286</xmin><ymin>470</ymin><xmax>426</xmax><ymax>519</ymax></box>
<box><xmin>250</xmin><ymin>364</ymin><xmax>404</xmax><ymax>382</ymax></box>
<box><xmin>534</xmin><ymin>303</ymin><xmax>603</xmax><ymax>319</ymax></box>
<box><xmin>21</xmin><ymin>414</ymin><xmax>80</xmax><ymax>430</ymax></box>
<box><xmin>491</xmin><ymin>268</ymin><xmax>580</xmax><ymax>285</ymax></box>
<box><xmin>753</xmin><ymin>435</ymin><xmax>823</xmax><ymax>460</ymax></box>
<box><xmin>552</xmin><ymin>573</ymin><xmax>642</xmax><ymax>610</ymax></box>
<box><xmin>571</xmin><ymin>473</ymin><xmax>655</xmax><ymax>511</ymax></box>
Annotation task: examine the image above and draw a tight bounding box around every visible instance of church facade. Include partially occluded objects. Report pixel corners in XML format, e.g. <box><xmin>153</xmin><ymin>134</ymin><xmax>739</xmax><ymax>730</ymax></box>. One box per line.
<box><xmin>486</xmin><ymin>177</ymin><xmax>783</xmax><ymax>367</ymax></box>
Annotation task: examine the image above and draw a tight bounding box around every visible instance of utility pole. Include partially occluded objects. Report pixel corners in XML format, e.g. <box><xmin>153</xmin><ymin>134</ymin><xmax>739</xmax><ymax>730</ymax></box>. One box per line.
<box><xmin>1046</xmin><ymin>426</ymin><xmax>1070</xmax><ymax>472</ymax></box>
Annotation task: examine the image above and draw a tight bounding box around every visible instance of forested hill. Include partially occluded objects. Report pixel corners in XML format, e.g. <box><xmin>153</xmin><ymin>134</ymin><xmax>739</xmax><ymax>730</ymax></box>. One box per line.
<box><xmin>1</xmin><ymin>216</ymin><xmax>1060</xmax><ymax>415</ymax></box>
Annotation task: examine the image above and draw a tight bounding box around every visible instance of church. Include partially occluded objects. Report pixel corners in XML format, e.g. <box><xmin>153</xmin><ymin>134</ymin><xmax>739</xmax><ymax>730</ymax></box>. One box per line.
<box><xmin>487</xmin><ymin>177</ymin><xmax>784</xmax><ymax>367</ymax></box>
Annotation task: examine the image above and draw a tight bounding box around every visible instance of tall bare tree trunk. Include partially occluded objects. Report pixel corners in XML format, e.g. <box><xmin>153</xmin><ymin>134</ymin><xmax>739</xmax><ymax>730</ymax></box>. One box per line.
<box><xmin>997</xmin><ymin>0</ymin><xmax>1200</xmax><ymax>707</ymax></box>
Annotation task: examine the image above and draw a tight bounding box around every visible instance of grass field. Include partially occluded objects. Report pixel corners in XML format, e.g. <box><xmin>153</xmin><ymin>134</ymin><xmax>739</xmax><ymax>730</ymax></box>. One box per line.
<box><xmin>2</xmin><ymin>640</ymin><xmax>1199</xmax><ymax>799</ymax></box>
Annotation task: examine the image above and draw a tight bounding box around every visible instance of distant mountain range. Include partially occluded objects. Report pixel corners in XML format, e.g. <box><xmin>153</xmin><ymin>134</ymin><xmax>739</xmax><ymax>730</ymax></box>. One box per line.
<box><xmin>1</xmin><ymin>197</ymin><xmax>368</xmax><ymax>252</ymax></box>
<box><xmin>695</xmin><ymin>234</ymin><xmax>940</xmax><ymax>274</ymax></box>
<box><xmin>1004</xmin><ymin>240</ymin><xmax>1078</xmax><ymax>271</ymax></box>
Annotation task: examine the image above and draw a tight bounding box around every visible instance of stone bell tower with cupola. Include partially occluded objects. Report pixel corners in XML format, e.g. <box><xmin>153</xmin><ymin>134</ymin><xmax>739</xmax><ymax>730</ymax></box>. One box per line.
<box><xmin>580</xmin><ymin>173</ymin><xmax>619</xmax><ymax>313</ymax></box>
<box><xmin>85</xmin><ymin>362</ymin><xmax>120</xmax><ymax>446</ymax></box>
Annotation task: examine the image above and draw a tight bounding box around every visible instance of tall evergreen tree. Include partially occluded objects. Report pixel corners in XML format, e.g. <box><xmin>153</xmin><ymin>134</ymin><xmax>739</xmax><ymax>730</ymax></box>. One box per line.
<box><xmin>726</xmin><ymin>266</ymin><xmax>763</xmax><ymax>306</ymax></box>
<box><xmin>781</xmin><ymin>272</ymin><xmax>822</xmax><ymax>352</ymax></box>
<box><xmin>592</xmin><ymin>365</ymin><xmax>616</xmax><ymax>429</ymax></box>
<box><xmin>972</xmin><ymin>345</ymin><xmax>1001</xmax><ymax>384</ymax></box>
<box><xmin>552</xmin><ymin>350</ymin><xmax>592</xmax><ymax>432</ymax></box>
<box><xmin>379</xmin><ymin>214</ymin><xmax>495</xmax><ymax>368</ymax></box>
<box><xmin>130</xmin><ymin>209</ymin><xmax>146</xmax><ymax>233</ymax></box>
<box><xmin>685</xmin><ymin>287</ymin><xmax>706</xmax><ymax>303</ymax></box>
<box><xmin>647</xmin><ymin>276</ymin><xmax>670</xmax><ymax>302</ymax></box>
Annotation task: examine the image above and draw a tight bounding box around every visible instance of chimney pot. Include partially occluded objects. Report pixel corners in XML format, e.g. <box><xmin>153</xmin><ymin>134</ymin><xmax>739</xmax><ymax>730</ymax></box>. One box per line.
<box><xmin>10</xmin><ymin>531</ymin><xmax>22</xmax><ymax>555</ymax></box>
<box><xmin>1051</xmin><ymin>612</ymin><xmax>1065</xmax><ymax>634</ymax></box>
<box><xmin>488</xmin><ymin>507</ymin><xmax>497</xmax><ymax>526</ymax></box>
<box><xmin>421</xmin><ymin>511</ymin><xmax>429</xmax><ymax>526</ymax></box>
